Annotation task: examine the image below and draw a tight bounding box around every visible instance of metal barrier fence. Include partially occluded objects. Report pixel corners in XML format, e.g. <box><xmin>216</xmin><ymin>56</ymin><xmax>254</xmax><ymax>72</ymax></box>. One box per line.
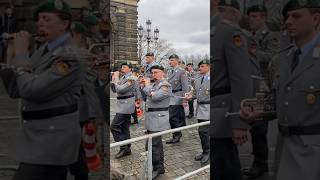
<box><xmin>110</xmin><ymin>121</ymin><xmax>210</xmax><ymax>180</ymax></box>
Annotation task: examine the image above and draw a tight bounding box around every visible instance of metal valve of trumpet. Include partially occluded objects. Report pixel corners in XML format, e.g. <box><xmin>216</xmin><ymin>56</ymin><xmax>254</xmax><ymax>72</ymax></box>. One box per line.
<box><xmin>225</xmin><ymin>75</ymin><xmax>276</xmax><ymax>118</ymax></box>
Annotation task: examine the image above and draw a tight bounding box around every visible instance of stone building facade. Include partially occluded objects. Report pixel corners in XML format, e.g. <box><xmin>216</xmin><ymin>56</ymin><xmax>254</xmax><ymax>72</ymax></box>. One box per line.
<box><xmin>110</xmin><ymin>0</ymin><xmax>138</xmax><ymax>68</ymax></box>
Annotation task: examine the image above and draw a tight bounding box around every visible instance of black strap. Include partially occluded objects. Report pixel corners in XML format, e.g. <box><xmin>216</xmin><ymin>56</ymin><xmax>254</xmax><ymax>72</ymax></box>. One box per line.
<box><xmin>116</xmin><ymin>94</ymin><xmax>134</xmax><ymax>99</ymax></box>
<box><xmin>172</xmin><ymin>88</ymin><xmax>182</xmax><ymax>93</ymax></box>
<box><xmin>291</xmin><ymin>48</ymin><xmax>301</xmax><ymax>73</ymax></box>
<box><xmin>147</xmin><ymin>107</ymin><xmax>169</xmax><ymax>112</ymax></box>
<box><xmin>279</xmin><ymin>124</ymin><xmax>320</xmax><ymax>136</ymax></box>
<box><xmin>198</xmin><ymin>101</ymin><xmax>210</xmax><ymax>104</ymax></box>
<box><xmin>212</xmin><ymin>86</ymin><xmax>231</xmax><ymax>97</ymax></box>
<box><xmin>22</xmin><ymin>104</ymin><xmax>78</xmax><ymax>120</ymax></box>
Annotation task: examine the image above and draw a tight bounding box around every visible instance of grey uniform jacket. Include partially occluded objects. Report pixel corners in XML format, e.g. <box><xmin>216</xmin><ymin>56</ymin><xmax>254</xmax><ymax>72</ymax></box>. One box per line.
<box><xmin>167</xmin><ymin>67</ymin><xmax>189</xmax><ymax>105</ymax></box>
<box><xmin>0</xmin><ymin>34</ymin><xmax>84</xmax><ymax>165</ymax></box>
<box><xmin>273</xmin><ymin>36</ymin><xmax>320</xmax><ymax>180</ymax></box>
<box><xmin>141</xmin><ymin>79</ymin><xmax>172</xmax><ymax>132</ymax></box>
<box><xmin>110</xmin><ymin>73</ymin><xmax>137</xmax><ymax>114</ymax></box>
<box><xmin>211</xmin><ymin>15</ymin><xmax>253</xmax><ymax>138</ymax></box>
<box><xmin>194</xmin><ymin>74</ymin><xmax>210</xmax><ymax>120</ymax></box>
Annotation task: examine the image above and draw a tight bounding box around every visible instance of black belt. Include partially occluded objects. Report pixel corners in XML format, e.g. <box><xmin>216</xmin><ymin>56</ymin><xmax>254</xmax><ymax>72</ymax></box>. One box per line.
<box><xmin>117</xmin><ymin>94</ymin><xmax>134</xmax><ymax>99</ymax></box>
<box><xmin>172</xmin><ymin>89</ymin><xmax>182</xmax><ymax>93</ymax></box>
<box><xmin>147</xmin><ymin>107</ymin><xmax>169</xmax><ymax>112</ymax></box>
<box><xmin>198</xmin><ymin>101</ymin><xmax>210</xmax><ymax>104</ymax></box>
<box><xmin>279</xmin><ymin>124</ymin><xmax>320</xmax><ymax>136</ymax></box>
<box><xmin>212</xmin><ymin>86</ymin><xmax>231</xmax><ymax>97</ymax></box>
<box><xmin>22</xmin><ymin>104</ymin><xmax>78</xmax><ymax>120</ymax></box>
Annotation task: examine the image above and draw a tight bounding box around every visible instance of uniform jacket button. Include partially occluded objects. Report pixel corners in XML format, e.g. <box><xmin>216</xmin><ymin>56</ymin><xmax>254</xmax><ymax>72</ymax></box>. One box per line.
<box><xmin>49</xmin><ymin>126</ymin><xmax>55</xmax><ymax>130</ymax></box>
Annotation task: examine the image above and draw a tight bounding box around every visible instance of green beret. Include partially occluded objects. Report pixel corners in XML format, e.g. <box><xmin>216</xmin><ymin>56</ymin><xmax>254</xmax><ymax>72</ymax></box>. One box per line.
<box><xmin>218</xmin><ymin>0</ymin><xmax>240</xmax><ymax>11</ymax></box>
<box><xmin>169</xmin><ymin>54</ymin><xmax>179</xmax><ymax>59</ymax></box>
<box><xmin>186</xmin><ymin>63</ymin><xmax>194</xmax><ymax>66</ymax></box>
<box><xmin>282</xmin><ymin>0</ymin><xmax>320</xmax><ymax>17</ymax></box>
<box><xmin>247</xmin><ymin>5</ymin><xmax>267</xmax><ymax>15</ymax></box>
<box><xmin>71</xmin><ymin>22</ymin><xmax>89</xmax><ymax>36</ymax></box>
<box><xmin>198</xmin><ymin>59</ymin><xmax>210</xmax><ymax>67</ymax></box>
<box><xmin>150</xmin><ymin>65</ymin><xmax>165</xmax><ymax>72</ymax></box>
<box><xmin>120</xmin><ymin>61</ymin><xmax>132</xmax><ymax>68</ymax></box>
<box><xmin>83</xmin><ymin>14</ymin><xmax>99</xmax><ymax>27</ymax></box>
<box><xmin>34</xmin><ymin>0</ymin><xmax>71</xmax><ymax>19</ymax></box>
<box><xmin>145</xmin><ymin>52</ymin><xmax>154</xmax><ymax>56</ymax></box>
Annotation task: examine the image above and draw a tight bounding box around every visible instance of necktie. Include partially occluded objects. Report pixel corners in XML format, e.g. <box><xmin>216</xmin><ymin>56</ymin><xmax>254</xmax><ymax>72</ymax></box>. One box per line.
<box><xmin>201</xmin><ymin>76</ymin><xmax>204</xmax><ymax>84</ymax></box>
<box><xmin>41</xmin><ymin>45</ymin><xmax>49</xmax><ymax>57</ymax></box>
<box><xmin>291</xmin><ymin>48</ymin><xmax>301</xmax><ymax>73</ymax></box>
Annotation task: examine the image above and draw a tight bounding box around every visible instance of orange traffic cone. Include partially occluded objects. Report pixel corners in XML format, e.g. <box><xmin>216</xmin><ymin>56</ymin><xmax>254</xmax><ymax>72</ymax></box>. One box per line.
<box><xmin>83</xmin><ymin>122</ymin><xmax>102</xmax><ymax>172</ymax></box>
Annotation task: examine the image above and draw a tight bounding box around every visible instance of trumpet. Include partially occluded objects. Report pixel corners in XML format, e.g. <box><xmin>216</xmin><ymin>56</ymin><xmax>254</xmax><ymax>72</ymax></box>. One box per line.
<box><xmin>0</xmin><ymin>33</ymin><xmax>46</xmax><ymax>41</ymax></box>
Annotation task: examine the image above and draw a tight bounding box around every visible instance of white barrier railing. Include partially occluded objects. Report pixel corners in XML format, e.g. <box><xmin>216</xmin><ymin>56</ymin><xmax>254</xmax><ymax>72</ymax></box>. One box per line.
<box><xmin>174</xmin><ymin>165</ymin><xmax>210</xmax><ymax>180</ymax></box>
<box><xmin>110</xmin><ymin>121</ymin><xmax>210</xmax><ymax>180</ymax></box>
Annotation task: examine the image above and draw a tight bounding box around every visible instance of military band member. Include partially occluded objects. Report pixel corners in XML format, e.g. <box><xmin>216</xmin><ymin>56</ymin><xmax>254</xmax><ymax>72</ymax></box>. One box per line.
<box><xmin>241</xmin><ymin>1</ymin><xmax>320</xmax><ymax>179</ymax></box>
<box><xmin>211</xmin><ymin>0</ymin><xmax>253</xmax><ymax>179</ymax></box>
<box><xmin>143</xmin><ymin>52</ymin><xmax>158</xmax><ymax>80</ymax></box>
<box><xmin>0</xmin><ymin>1</ymin><xmax>85</xmax><ymax>179</ymax></box>
<box><xmin>110</xmin><ymin>62</ymin><xmax>137</xmax><ymax>159</ymax></box>
<box><xmin>185</xmin><ymin>63</ymin><xmax>197</xmax><ymax>119</ymax></box>
<box><xmin>185</xmin><ymin>60</ymin><xmax>210</xmax><ymax>165</ymax></box>
<box><xmin>166</xmin><ymin>54</ymin><xmax>189</xmax><ymax>144</ymax></box>
<box><xmin>139</xmin><ymin>65</ymin><xmax>172</xmax><ymax>179</ymax></box>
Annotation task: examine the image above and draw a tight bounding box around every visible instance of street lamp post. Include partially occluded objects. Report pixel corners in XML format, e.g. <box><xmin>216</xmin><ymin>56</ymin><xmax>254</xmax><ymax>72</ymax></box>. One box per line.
<box><xmin>137</xmin><ymin>18</ymin><xmax>160</xmax><ymax>64</ymax></box>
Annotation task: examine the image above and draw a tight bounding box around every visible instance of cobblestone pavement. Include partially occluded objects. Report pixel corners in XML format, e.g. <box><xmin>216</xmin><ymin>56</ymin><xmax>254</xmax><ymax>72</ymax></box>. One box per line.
<box><xmin>0</xmin><ymin>81</ymin><xmax>278</xmax><ymax>180</ymax></box>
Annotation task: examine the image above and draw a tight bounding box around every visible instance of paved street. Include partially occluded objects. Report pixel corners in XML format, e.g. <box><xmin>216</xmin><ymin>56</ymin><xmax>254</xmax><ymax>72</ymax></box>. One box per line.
<box><xmin>0</xmin><ymin>80</ymin><xmax>278</xmax><ymax>180</ymax></box>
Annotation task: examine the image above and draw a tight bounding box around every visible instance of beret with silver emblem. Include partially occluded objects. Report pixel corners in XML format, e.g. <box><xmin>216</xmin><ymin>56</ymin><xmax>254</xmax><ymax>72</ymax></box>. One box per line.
<box><xmin>198</xmin><ymin>59</ymin><xmax>210</xmax><ymax>67</ymax></box>
<box><xmin>247</xmin><ymin>5</ymin><xmax>267</xmax><ymax>15</ymax></box>
<box><xmin>218</xmin><ymin>0</ymin><xmax>240</xmax><ymax>11</ymax></box>
<box><xmin>34</xmin><ymin>0</ymin><xmax>71</xmax><ymax>19</ymax></box>
<box><xmin>282</xmin><ymin>0</ymin><xmax>320</xmax><ymax>17</ymax></box>
<box><xmin>169</xmin><ymin>54</ymin><xmax>179</xmax><ymax>59</ymax></box>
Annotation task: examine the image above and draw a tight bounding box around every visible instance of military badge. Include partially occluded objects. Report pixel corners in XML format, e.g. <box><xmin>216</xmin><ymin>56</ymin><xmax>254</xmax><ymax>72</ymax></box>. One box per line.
<box><xmin>55</xmin><ymin>60</ymin><xmax>71</xmax><ymax>75</ymax></box>
<box><xmin>54</xmin><ymin>0</ymin><xmax>63</xmax><ymax>10</ymax></box>
<box><xmin>306</xmin><ymin>93</ymin><xmax>317</xmax><ymax>105</ymax></box>
<box><xmin>298</xmin><ymin>0</ymin><xmax>307</xmax><ymax>6</ymax></box>
<box><xmin>233</xmin><ymin>35</ymin><xmax>242</xmax><ymax>47</ymax></box>
<box><xmin>161</xmin><ymin>85</ymin><xmax>169</xmax><ymax>92</ymax></box>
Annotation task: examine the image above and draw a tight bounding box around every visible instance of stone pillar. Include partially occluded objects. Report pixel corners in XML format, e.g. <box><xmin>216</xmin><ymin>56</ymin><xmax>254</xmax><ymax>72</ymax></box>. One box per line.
<box><xmin>110</xmin><ymin>0</ymin><xmax>138</xmax><ymax>67</ymax></box>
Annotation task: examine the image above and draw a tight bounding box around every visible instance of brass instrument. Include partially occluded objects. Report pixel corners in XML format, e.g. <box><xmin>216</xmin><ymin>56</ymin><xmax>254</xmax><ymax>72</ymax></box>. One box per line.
<box><xmin>225</xmin><ymin>75</ymin><xmax>276</xmax><ymax>118</ymax></box>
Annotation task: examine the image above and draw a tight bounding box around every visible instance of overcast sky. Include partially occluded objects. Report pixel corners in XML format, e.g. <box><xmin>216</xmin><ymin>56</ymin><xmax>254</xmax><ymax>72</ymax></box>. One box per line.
<box><xmin>137</xmin><ymin>0</ymin><xmax>210</xmax><ymax>58</ymax></box>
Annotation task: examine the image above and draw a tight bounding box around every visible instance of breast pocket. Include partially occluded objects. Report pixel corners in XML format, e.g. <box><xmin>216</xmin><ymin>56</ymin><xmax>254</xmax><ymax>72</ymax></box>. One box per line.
<box><xmin>298</xmin><ymin>84</ymin><xmax>320</xmax><ymax>107</ymax></box>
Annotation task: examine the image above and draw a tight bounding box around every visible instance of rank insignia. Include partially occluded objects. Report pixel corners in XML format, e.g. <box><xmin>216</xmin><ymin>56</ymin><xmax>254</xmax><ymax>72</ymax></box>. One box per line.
<box><xmin>306</xmin><ymin>93</ymin><xmax>317</xmax><ymax>105</ymax></box>
<box><xmin>55</xmin><ymin>60</ymin><xmax>71</xmax><ymax>75</ymax></box>
<box><xmin>233</xmin><ymin>35</ymin><xmax>242</xmax><ymax>46</ymax></box>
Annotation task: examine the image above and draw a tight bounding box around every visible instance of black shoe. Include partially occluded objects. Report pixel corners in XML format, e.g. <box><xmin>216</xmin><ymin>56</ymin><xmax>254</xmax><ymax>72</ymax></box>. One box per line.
<box><xmin>115</xmin><ymin>149</ymin><xmax>131</xmax><ymax>159</ymax></box>
<box><xmin>194</xmin><ymin>153</ymin><xmax>203</xmax><ymax>161</ymax></box>
<box><xmin>166</xmin><ymin>137</ymin><xmax>180</xmax><ymax>144</ymax></box>
<box><xmin>187</xmin><ymin>114</ymin><xmax>194</xmax><ymax>119</ymax></box>
<box><xmin>200</xmin><ymin>153</ymin><xmax>209</xmax><ymax>165</ymax></box>
<box><xmin>243</xmin><ymin>165</ymin><xmax>268</xmax><ymax>179</ymax></box>
<box><xmin>152</xmin><ymin>168</ymin><xmax>165</xmax><ymax>179</ymax></box>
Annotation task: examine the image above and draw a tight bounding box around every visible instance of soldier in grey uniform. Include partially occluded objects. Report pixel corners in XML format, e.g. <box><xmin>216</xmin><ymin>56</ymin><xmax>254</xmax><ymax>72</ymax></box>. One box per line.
<box><xmin>166</xmin><ymin>54</ymin><xmax>189</xmax><ymax>144</ymax></box>
<box><xmin>241</xmin><ymin>1</ymin><xmax>320</xmax><ymax>179</ymax></box>
<box><xmin>185</xmin><ymin>60</ymin><xmax>210</xmax><ymax>165</ymax></box>
<box><xmin>144</xmin><ymin>52</ymin><xmax>158</xmax><ymax>80</ymax></box>
<box><xmin>0</xmin><ymin>1</ymin><xmax>85</xmax><ymax>179</ymax></box>
<box><xmin>110</xmin><ymin>62</ymin><xmax>138</xmax><ymax>159</ymax></box>
<box><xmin>185</xmin><ymin>63</ymin><xmax>197</xmax><ymax>118</ymax></box>
<box><xmin>139</xmin><ymin>65</ymin><xmax>172</xmax><ymax>179</ymax></box>
<box><xmin>211</xmin><ymin>0</ymin><xmax>253</xmax><ymax>179</ymax></box>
